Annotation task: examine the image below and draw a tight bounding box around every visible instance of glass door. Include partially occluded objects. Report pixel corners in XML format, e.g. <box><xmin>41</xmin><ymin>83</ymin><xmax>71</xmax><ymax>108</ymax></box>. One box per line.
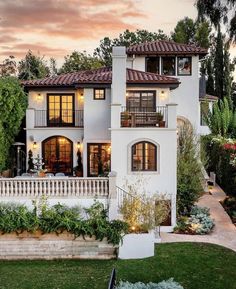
<box><xmin>47</xmin><ymin>94</ymin><xmax>74</xmax><ymax>126</ymax></box>
<box><xmin>126</xmin><ymin>91</ymin><xmax>156</xmax><ymax>112</ymax></box>
<box><xmin>87</xmin><ymin>143</ymin><xmax>111</xmax><ymax>177</ymax></box>
<box><xmin>42</xmin><ymin>136</ymin><xmax>73</xmax><ymax>175</ymax></box>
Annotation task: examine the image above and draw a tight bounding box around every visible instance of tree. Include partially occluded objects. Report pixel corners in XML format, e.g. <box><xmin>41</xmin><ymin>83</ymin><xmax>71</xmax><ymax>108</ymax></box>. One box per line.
<box><xmin>171</xmin><ymin>17</ymin><xmax>211</xmax><ymax>48</ymax></box>
<box><xmin>172</xmin><ymin>17</ymin><xmax>196</xmax><ymax>45</ymax></box>
<box><xmin>18</xmin><ymin>50</ymin><xmax>49</xmax><ymax>80</ymax></box>
<box><xmin>177</xmin><ymin>124</ymin><xmax>203</xmax><ymax>215</ymax></box>
<box><xmin>0</xmin><ymin>77</ymin><xmax>27</xmax><ymax>171</ymax></box>
<box><xmin>205</xmin><ymin>57</ymin><xmax>215</xmax><ymax>95</ymax></box>
<box><xmin>49</xmin><ymin>57</ymin><xmax>58</xmax><ymax>76</ymax></box>
<box><xmin>205</xmin><ymin>97</ymin><xmax>236</xmax><ymax>137</ymax></box>
<box><xmin>223</xmin><ymin>42</ymin><xmax>235</xmax><ymax>100</ymax></box>
<box><xmin>94</xmin><ymin>29</ymin><xmax>169</xmax><ymax>66</ymax></box>
<box><xmin>196</xmin><ymin>0</ymin><xmax>236</xmax><ymax>42</ymax></box>
<box><xmin>214</xmin><ymin>27</ymin><xmax>224</xmax><ymax>99</ymax></box>
<box><xmin>0</xmin><ymin>56</ymin><xmax>17</xmax><ymax>77</ymax></box>
<box><xmin>59</xmin><ymin>51</ymin><xmax>103</xmax><ymax>74</ymax></box>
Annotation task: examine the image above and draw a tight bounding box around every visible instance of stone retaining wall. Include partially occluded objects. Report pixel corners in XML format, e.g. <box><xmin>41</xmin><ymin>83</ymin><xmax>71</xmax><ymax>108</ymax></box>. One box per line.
<box><xmin>0</xmin><ymin>231</ymin><xmax>117</xmax><ymax>260</ymax></box>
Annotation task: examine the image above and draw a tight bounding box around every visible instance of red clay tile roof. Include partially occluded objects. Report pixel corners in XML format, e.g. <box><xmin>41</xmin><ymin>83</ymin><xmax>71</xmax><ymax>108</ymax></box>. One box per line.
<box><xmin>127</xmin><ymin>40</ymin><xmax>208</xmax><ymax>56</ymax></box>
<box><xmin>23</xmin><ymin>67</ymin><xmax>180</xmax><ymax>87</ymax></box>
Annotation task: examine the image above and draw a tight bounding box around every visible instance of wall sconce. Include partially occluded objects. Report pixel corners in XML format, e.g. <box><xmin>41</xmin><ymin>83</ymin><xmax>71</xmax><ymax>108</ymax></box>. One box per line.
<box><xmin>37</xmin><ymin>93</ymin><xmax>43</xmax><ymax>101</ymax></box>
<box><xmin>160</xmin><ymin>90</ymin><xmax>166</xmax><ymax>100</ymax></box>
<box><xmin>77</xmin><ymin>142</ymin><xmax>81</xmax><ymax>150</ymax></box>
<box><xmin>33</xmin><ymin>141</ymin><xmax>37</xmax><ymax>149</ymax></box>
<box><xmin>107</xmin><ymin>145</ymin><xmax>111</xmax><ymax>153</ymax></box>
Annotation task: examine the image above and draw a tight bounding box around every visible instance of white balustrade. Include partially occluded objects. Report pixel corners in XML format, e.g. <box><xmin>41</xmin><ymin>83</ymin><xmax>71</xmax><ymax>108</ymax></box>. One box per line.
<box><xmin>0</xmin><ymin>177</ymin><xmax>109</xmax><ymax>199</ymax></box>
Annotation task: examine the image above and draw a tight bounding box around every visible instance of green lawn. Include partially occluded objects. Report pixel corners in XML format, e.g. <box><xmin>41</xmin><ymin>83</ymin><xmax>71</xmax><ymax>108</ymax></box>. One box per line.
<box><xmin>0</xmin><ymin>243</ymin><xmax>235</xmax><ymax>289</ymax></box>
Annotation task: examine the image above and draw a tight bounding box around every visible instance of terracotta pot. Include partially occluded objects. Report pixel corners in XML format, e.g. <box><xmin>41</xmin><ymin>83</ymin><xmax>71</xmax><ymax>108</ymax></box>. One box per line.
<box><xmin>38</xmin><ymin>172</ymin><xmax>46</xmax><ymax>177</ymax></box>
<box><xmin>159</xmin><ymin>120</ymin><xmax>166</xmax><ymax>128</ymax></box>
<box><xmin>1</xmin><ymin>169</ymin><xmax>12</xmax><ymax>178</ymax></box>
<box><xmin>75</xmin><ymin>171</ymin><xmax>83</xmax><ymax>177</ymax></box>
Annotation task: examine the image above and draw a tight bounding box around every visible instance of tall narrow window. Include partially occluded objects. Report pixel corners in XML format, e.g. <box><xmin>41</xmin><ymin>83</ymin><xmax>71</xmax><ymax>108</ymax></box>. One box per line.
<box><xmin>132</xmin><ymin>141</ymin><xmax>157</xmax><ymax>171</ymax></box>
<box><xmin>47</xmin><ymin>94</ymin><xmax>74</xmax><ymax>126</ymax></box>
<box><xmin>146</xmin><ymin>57</ymin><xmax>159</xmax><ymax>74</ymax></box>
<box><xmin>162</xmin><ymin>57</ymin><xmax>175</xmax><ymax>75</ymax></box>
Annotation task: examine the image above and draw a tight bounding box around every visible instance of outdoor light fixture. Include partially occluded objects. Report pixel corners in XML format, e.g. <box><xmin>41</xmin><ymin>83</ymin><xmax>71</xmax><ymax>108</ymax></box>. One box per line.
<box><xmin>160</xmin><ymin>90</ymin><xmax>166</xmax><ymax>99</ymax></box>
<box><xmin>77</xmin><ymin>142</ymin><xmax>81</xmax><ymax>150</ymax></box>
<box><xmin>37</xmin><ymin>93</ymin><xmax>43</xmax><ymax>101</ymax></box>
<box><xmin>33</xmin><ymin>142</ymin><xmax>37</xmax><ymax>149</ymax></box>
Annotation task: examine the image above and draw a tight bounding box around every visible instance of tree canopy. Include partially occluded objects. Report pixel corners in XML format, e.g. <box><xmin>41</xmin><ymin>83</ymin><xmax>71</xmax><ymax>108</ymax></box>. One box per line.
<box><xmin>94</xmin><ymin>29</ymin><xmax>169</xmax><ymax>66</ymax></box>
<box><xmin>59</xmin><ymin>51</ymin><xmax>103</xmax><ymax>74</ymax></box>
<box><xmin>18</xmin><ymin>50</ymin><xmax>50</xmax><ymax>80</ymax></box>
<box><xmin>171</xmin><ymin>17</ymin><xmax>211</xmax><ymax>48</ymax></box>
<box><xmin>196</xmin><ymin>0</ymin><xmax>236</xmax><ymax>42</ymax></box>
<box><xmin>0</xmin><ymin>77</ymin><xmax>27</xmax><ymax>171</ymax></box>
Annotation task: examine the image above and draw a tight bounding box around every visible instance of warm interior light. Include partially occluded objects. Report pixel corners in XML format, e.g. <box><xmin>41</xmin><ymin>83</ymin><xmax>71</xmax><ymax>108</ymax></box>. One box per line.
<box><xmin>33</xmin><ymin>142</ymin><xmax>37</xmax><ymax>149</ymax></box>
<box><xmin>107</xmin><ymin>145</ymin><xmax>111</xmax><ymax>153</ymax></box>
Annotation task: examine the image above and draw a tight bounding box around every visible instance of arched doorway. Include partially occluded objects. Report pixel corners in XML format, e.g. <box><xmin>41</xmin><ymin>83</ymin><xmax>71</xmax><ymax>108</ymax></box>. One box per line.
<box><xmin>42</xmin><ymin>136</ymin><xmax>73</xmax><ymax>175</ymax></box>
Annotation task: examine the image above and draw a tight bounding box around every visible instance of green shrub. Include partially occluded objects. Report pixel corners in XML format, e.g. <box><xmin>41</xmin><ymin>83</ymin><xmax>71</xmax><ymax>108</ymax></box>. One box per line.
<box><xmin>201</xmin><ymin>135</ymin><xmax>236</xmax><ymax>196</ymax></box>
<box><xmin>174</xmin><ymin>205</ymin><xmax>214</xmax><ymax>235</ymax></box>
<box><xmin>0</xmin><ymin>203</ymin><xmax>38</xmax><ymax>233</ymax></box>
<box><xmin>177</xmin><ymin>124</ymin><xmax>203</xmax><ymax>215</ymax></box>
<box><xmin>115</xmin><ymin>278</ymin><xmax>184</xmax><ymax>289</ymax></box>
<box><xmin>0</xmin><ymin>201</ymin><xmax>128</xmax><ymax>245</ymax></box>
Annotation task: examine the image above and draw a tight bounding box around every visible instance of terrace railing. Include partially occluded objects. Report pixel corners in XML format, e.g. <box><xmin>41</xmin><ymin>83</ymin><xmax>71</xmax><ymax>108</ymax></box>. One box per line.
<box><xmin>0</xmin><ymin>177</ymin><xmax>109</xmax><ymax>198</ymax></box>
<box><xmin>34</xmin><ymin>110</ymin><xmax>84</xmax><ymax>128</ymax></box>
<box><xmin>120</xmin><ymin>106</ymin><xmax>168</xmax><ymax>128</ymax></box>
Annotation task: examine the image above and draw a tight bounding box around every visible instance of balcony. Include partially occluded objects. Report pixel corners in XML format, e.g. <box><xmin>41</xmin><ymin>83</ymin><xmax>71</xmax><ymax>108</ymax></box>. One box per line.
<box><xmin>120</xmin><ymin>106</ymin><xmax>168</xmax><ymax>128</ymax></box>
<box><xmin>33</xmin><ymin>110</ymin><xmax>84</xmax><ymax>128</ymax></box>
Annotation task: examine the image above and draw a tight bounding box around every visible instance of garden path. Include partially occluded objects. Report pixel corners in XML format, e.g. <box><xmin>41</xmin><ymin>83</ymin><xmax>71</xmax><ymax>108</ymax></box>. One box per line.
<box><xmin>161</xmin><ymin>185</ymin><xmax>236</xmax><ymax>252</ymax></box>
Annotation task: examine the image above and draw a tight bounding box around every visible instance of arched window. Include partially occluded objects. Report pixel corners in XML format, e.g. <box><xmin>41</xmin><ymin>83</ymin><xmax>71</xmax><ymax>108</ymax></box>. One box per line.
<box><xmin>131</xmin><ymin>141</ymin><xmax>157</xmax><ymax>171</ymax></box>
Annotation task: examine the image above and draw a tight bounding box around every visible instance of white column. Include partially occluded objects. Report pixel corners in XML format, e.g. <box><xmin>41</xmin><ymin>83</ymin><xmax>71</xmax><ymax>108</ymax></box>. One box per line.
<box><xmin>111</xmin><ymin>104</ymin><xmax>121</xmax><ymax>129</ymax></box>
<box><xmin>108</xmin><ymin>171</ymin><xmax>118</xmax><ymax>220</ymax></box>
<box><xmin>166</xmin><ymin>103</ymin><xmax>177</xmax><ymax>129</ymax></box>
<box><xmin>111</xmin><ymin>47</ymin><xmax>127</xmax><ymax>106</ymax></box>
<box><xmin>26</xmin><ymin>108</ymin><xmax>35</xmax><ymax>129</ymax></box>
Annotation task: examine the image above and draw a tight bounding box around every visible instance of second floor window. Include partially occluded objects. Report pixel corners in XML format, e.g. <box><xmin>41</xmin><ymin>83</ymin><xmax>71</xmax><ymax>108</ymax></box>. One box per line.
<box><xmin>146</xmin><ymin>57</ymin><xmax>159</xmax><ymax>74</ymax></box>
<box><xmin>178</xmin><ymin>57</ymin><xmax>191</xmax><ymax>75</ymax></box>
<box><xmin>162</xmin><ymin>57</ymin><xmax>176</xmax><ymax>75</ymax></box>
<box><xmin>126</xmin><ymin>91</ymin><xmax>156</xmax><ymax>112</ymax></box>
<box><xmin>47</xmin><ymin>94</ymin><xmax>74</xmax><ymax>126</ymax></box>
<box><xmin>94</xmin><ymin>88</ymin><xmax>105</xmax><ymax>100</ymax></box>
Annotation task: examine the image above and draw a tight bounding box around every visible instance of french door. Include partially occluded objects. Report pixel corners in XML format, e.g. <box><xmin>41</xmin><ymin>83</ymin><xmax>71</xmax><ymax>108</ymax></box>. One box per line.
<box><xmin>47</xmin><ymin>94</ymin><xmax>74</xmax><ymax>126</ymax></box>
<box><xmin>87</xmin><ymin>143</ymin><xmax>111</xmax><ymax>177</ymax></box>
<box><xmin>42</xmin><ymin>136</ymin><xmax>73</xmax><ymax>175</ymax></box>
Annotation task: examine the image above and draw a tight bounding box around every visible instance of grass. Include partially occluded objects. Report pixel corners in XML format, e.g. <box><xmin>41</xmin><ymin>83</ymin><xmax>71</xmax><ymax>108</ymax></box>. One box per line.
<box><xmin>0</xmin><ymin>243</ymin><xmax>235</xmax><ymax>289</ymax></box>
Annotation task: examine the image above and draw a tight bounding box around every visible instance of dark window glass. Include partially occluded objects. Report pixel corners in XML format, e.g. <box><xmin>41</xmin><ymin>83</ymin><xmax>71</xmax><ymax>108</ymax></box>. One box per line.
<box><xmin>94</xmin><ymin>89</ymin><xmax>105</xmax><ymax>100</ymax></box>
<box><xmin>178</xmin><ymin>57</ymin><xmax>191</xmax><ymax>75</ymax></box>
<box><xmin>132</xmin><ymin>142</ymin><xmax>157</xmax><ymax>171</ymax></box>
<box><xmin>146</xmin><ymin>57</ymin><xmax>159</xmax><ymax>74</ymax></box>
<box><xmin>126</xmin><ymin>91</ymin><xmax>156</xmax><ymax>112</ymax></box>
<box><xmin>162</xmin><ymin>57</ymin><xmax>175</xmax><ymax>75</ymax></box>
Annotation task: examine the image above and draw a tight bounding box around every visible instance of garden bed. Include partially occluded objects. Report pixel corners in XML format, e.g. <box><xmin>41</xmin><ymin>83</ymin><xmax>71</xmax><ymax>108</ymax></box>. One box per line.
<box><xmin>221</xmin><ymin>197</ymin><xmax>236</xmax><ymax>225</ymax></box>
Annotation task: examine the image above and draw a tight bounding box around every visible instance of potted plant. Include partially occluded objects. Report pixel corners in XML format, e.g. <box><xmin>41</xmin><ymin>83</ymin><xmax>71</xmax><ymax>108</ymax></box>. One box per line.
<box><xmin>118</xmin><ymin>181</ymin><xmax>170</xmax><ymax>259</ymax></box>
<box><xmin>38</xmin><ymin>169</ymin><xmax>46</xmax><ymax>177</ymax></box>
<box><xmin>121</xmin><ymin>111</ymin><xmax>130</xmax><ymax>127</ymax></box>
<box><xmin>156</xmin><ymin>112</ymin><xmax>165</xmax><ymax>127</ymax></box>
<box><xmin>73</xmin><ymin>149</ymin><xmax>83</xmax><ymax>177</ymax></box>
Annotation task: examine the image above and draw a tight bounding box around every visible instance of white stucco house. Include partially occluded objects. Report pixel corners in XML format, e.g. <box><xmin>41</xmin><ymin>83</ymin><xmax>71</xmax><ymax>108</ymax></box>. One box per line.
<box><xmin>21</xmin><ymin>40</ymin><xmax>211</xmax><ymax>228</ymax></box>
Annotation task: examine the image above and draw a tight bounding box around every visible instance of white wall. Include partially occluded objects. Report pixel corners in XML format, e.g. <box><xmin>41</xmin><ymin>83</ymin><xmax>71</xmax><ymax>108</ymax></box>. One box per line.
<box><xmin>129</xmin><ymin>55</ymin><xmax>201</xmax><ymax>130</ymax></box>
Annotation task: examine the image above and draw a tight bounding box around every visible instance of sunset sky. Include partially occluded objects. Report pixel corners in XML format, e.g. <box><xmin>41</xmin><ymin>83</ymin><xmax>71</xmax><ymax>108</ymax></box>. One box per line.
<box><xmin>0</xmin><ymin>0</ymin><xmax>235</xmax><ymax>74</ymax></box>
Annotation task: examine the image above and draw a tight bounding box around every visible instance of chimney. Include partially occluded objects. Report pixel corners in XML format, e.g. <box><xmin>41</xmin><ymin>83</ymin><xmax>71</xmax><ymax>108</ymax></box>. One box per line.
<box><xmin>112</xmin><ymin>47</ymin><xmax>127</xmax><ymax>105</ymax></box>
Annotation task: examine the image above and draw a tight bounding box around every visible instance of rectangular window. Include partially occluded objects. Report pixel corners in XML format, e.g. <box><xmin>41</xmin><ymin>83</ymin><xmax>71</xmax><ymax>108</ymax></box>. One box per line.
<box><xmin>94</xmin><ymin>88</ymin><xmax>105</xmax><ymax>100</ymax></box>
<box><xmin>162</xmin><ymin>57</ymin><xmax>175</xmax><ymax>75</ymax></box>
<box><xmin>126</xmin><ymin>91</ymin><xmax>156</xmax><ymax>112</ymax></box>
<box><xmin>177</xmin><ymin>57</ymin><xmax>192</xmax><ymax>75</ymax></box>
<box><xmin>146</xmin><ymin>57</ymin><xmax>159</xmax><ymax>74</ymax></box>
<box><xmin>47</xmin><ymin>94</ymin><xmax>74</xmax><ymax>127</ymax></box>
